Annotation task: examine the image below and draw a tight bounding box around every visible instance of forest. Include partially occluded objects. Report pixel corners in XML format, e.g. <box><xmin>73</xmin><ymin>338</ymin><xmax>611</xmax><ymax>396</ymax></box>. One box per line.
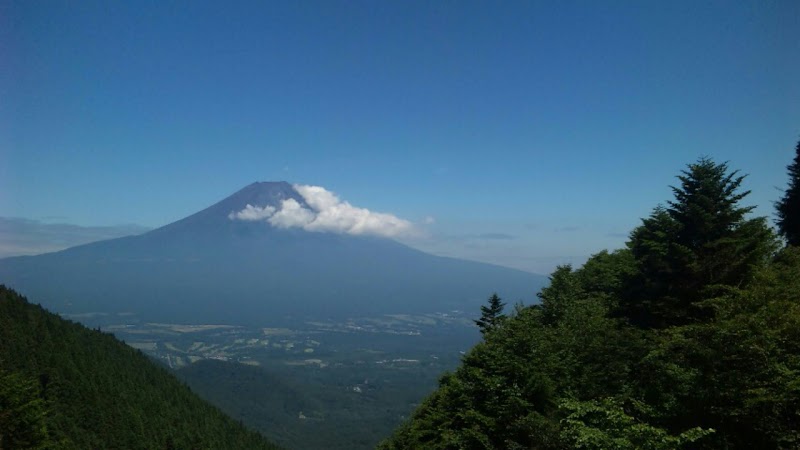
<box><xmin>380</xmin><ymin>146</ymin><xmax>800</xmax><ymax>449</ymax></box>
<box><xmin>0</xmin><ymin>286</ymin><xmax>281</xmax><ymax>450</ymax></box>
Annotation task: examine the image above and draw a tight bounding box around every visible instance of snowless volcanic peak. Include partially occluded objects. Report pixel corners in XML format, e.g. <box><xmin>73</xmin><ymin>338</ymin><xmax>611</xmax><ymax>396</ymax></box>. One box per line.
<box><xmin>225</xmin><ymin>183</ymin><xmax>417</xmax><ymax>239</ymax></box>
<box><xmin>0</xmin><ymin>181</ymin><xmax>547</xmax><ymax>324</ymax></box>
<box><xmin>224</xmin><ymin>181</ymin><xmax>306</xmax><ymax>212</ymax></box>
<box><xmin>146</xmin><ymin>181</ymin><xmax>307</xmax><ymax>236</ymax></box>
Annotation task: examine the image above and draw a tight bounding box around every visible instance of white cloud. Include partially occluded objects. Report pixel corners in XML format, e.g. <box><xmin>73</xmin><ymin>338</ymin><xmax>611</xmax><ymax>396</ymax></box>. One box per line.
<box><xmin>228</xmin><ymin>204</ymin><xmax>276</xmax><ymax>221</ymax></box>
<box><xmin>267</xmin><ymin>198</ymin><xmax>315</xmax><ymax>229</ymax></box>
<box><xmin>228</xmin><ymin>184</ymin><xmax>417</xmax><ymax>238</ymax></box>
<box><xmin>294</xmin><ymin>185</ymin><xmax>341</xmax><ymax>212</ymax></box>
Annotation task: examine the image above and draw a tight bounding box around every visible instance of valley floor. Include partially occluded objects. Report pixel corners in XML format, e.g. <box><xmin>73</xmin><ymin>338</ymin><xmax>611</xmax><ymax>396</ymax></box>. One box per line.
<box><xmin>65</xmin><ymin>309</ymin><xmax>480</xmax><ymax>449</ymax></box>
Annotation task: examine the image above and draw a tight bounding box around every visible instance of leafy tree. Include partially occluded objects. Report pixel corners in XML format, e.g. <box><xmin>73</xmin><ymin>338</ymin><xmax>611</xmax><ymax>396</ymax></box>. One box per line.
<box><xmin>621</xmin><ymin>158</ymin><xmax>777</xmax><ymax>328</ymax></box>
<box><xmin>475</xmin><ymin>293</ymin><xmax>506</xmax><ymax>334</ymax></box>
<box><xmin>776</xmin><ymin>140</ymin><xmax>800</xmax><ymax>246</ymax></box>
<box><xmin>559</xmin><ymin>398</ymin><xmax>713</xmax><ymax>450</ymax></box>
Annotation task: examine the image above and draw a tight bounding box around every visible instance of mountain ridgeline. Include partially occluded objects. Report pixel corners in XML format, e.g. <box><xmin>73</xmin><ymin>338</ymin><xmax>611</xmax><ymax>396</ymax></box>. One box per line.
<box><xmin>0</xmin><ymin>286</ymin><xmax>280</xmax><ymax>449</ymax></box>
<box><xmin>0</xmin><ymin>182</ymin><xmax>545</xmax><ymax>325</ymax></box>
<box><xmin>379</xmin><ymin>156</ymin><xmax>800</xmax><ymax>449</ymax></box>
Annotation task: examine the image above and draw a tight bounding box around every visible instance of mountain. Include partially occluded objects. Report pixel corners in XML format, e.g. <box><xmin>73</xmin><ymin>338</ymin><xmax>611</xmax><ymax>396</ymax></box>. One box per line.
<box><xmin>0</xmin><ymin>182</ymin><xmax>546</xmax><ymax>325</ymax></box>
<box><xmin>0</xmin><ymin>217</ymin><xmax>150</xmax><ymax>258</ymax></box>
<box><xmin>0</xmin><ymin>285</ymin><xmax>281</xmax><ymax>449</ymax></box>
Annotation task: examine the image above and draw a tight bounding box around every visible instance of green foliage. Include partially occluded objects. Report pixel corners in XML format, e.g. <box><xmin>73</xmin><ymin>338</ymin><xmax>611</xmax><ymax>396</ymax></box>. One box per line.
<box><xmin>380</xmin><ymin>250</ymin><xmax>650</xmax><ymax>449</ymax></box>
<box><xmin>381</xmin><ymin>158</ymin><xmax>799</xmax><ymax>450</ymax></box>
<box><xmin>633</xmin><ymin>247</ymin><xmax>800</xmax><ymax>448</ymax></box>
<box><xmin>621</xmin><ymin>158</ymin><xmax>777</xmax><ymax>328</ymax></box>
<box><xmin>475</xmin><ymin>293</ymin><xmax>506</xmax><ymax>334</ymax></box>
<box><xmin>776</xmin><ymin>140</ymin><xmax>800</xmax><ymax>246</ymax></box>
<box><xmin>0</xmin><ymin>286</ymin><xmax>281</xmax><ymax>450</ymax></box>
<box><xmin>559</xmin><ymin>398</ymin><xmax>713</xmax><ymax>450</ymax></box>
<box><xmin>573</xmin><ymin>249</ymin><xmax>636</xmax><ymax>311</ymax></box>
<box><xmin>539</xmin><ymin>265</ymin><xmax>581</xmax><ymax>326</ymax></box>
<box><xmin>0</xmin><ymin>370</ymin><xmax>53</xmax><ymax>449</ymax></box>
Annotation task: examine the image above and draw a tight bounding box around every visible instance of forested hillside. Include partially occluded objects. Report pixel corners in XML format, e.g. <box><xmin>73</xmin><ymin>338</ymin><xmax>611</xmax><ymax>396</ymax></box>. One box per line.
<box><xmin>380</xmin><ymin>155</ymin><xmax>800</xmax><ymax>449</ymax></box>
<box><xmin>0</xmin><ymin>286</ymin><xmax>281</xmax><ymax>450</ymax></box>
<box><xmin>177</xmin><ymin>359</ymin><xmax>387</xmax><ymax>450</ymax></box>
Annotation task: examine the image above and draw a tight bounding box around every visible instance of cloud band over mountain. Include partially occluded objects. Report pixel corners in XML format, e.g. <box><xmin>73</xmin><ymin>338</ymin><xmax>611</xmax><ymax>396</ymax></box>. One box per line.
<box><xmin>228</xmin><ymin>184</ymin><xmax>416</xmax><ymax>238</ymax></box>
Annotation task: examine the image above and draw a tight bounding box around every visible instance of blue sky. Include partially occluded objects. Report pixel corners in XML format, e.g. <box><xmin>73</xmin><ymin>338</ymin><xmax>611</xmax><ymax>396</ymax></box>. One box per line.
<box><xmin>2</xmin><ymin>1</ymin><xmax>799</xmax><ymax>273</ymax></box>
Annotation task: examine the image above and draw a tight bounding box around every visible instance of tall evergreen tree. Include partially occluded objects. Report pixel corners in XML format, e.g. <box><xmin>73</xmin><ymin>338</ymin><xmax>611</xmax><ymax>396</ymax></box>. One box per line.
<box><xmin>776</xmin><ymin>140</ymin><xmax>800</xmax><ymax>246</ymax></box>
<box><xmin>474</xmin><ymin>293</ymin><xmax>505</xmax><ymax>334</ymax></box>
<box><xmin>620</xmin><ymin>158</ymin><xmax>776</xmax><ymax>328</ymax></box>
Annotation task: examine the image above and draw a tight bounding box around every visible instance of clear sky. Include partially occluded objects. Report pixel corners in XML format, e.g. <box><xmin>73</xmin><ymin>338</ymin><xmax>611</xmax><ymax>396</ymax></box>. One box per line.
<box><xmin>2</xmin><ymin>0</ymin><xmax>799</xmax><ymax>274</ymax></box>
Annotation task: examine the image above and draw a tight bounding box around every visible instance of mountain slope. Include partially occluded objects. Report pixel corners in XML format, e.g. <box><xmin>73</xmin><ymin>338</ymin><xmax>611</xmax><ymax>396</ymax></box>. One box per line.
<box><xmin>0</xmin><ymin>285</ymin><xmax>281</xmax><ymax>450</ymax></box>
<box><xmin>175</xmin><ymin>360</ymin><xmax>317</xmax><ymax>450</ymax></box>
<box><xmin>0</xmin><ymin>182</ymin><xmax>546</xmax><ymax>324</ymax></box>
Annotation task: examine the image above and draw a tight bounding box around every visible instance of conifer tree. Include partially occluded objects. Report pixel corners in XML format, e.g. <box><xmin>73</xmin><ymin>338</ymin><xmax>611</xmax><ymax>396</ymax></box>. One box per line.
<box><xmin>474</xmin><ymin>293</ymin><xmax>505</xmax><ymax>334</ymax></box>
<box><xmin>776</xmin><ymin>140</ymin><xmax>800</xmax><ymax>246</ymax></box>
<box><xmin>621</xmin><ymin>158</ymin><xmax>776</xmax><ymax>328</ymax></box>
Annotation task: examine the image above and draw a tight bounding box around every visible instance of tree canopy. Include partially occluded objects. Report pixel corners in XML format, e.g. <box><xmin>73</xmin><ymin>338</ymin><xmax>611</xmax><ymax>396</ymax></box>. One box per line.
<box><xmin>380</xmin><ymin>157</ymin><xmax>799</xmax><ymax>450</ymax></box>
<box><xmin>620</xmin><ymin>158</ymin><xmax>776</xmax><ymax>328</ymax></box>
<box><xmin>474</xmin><ymin>293</ymin><xmax>506</xmax><ymax>334</ymax></box>
<box><xmin>776</xmin><ymin>140</ymin><xmax>800</xmax><ymax>246</ymax></box>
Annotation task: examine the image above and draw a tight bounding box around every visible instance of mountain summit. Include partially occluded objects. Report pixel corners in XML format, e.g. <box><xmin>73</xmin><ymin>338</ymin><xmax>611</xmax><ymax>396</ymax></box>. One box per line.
<box><xmin>153</xmin><ymin>181</ymin><xmax>305</xmax><ymax>236</ymax></box>
<box><xmin>0</xmin><ymin>183</ymin><xmax>545</xmax><ymax>325</ymax></box>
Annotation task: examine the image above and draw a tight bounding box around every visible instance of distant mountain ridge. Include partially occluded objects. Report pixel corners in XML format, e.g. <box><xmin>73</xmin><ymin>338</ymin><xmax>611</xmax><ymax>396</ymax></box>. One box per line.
<box><xmin>0</xmin><ymin>182</ymin><xmax>546</xmax><ymax>325</ymax></box>
<box><xmin>0</xmin><ymin>217</ymin><xmax>150</xmax><ymax>258</ymax></box>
